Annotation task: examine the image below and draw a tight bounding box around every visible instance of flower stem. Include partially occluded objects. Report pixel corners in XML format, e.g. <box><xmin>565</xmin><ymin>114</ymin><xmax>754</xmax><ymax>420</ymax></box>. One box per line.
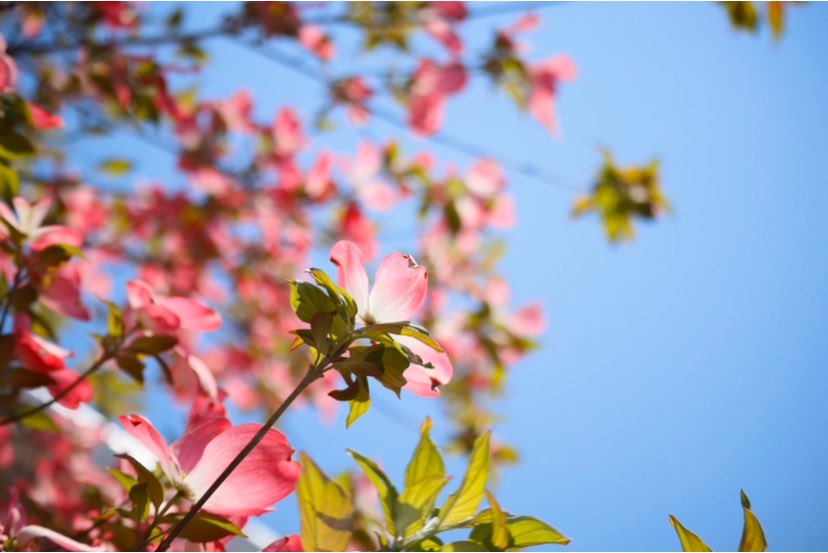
<box><xmin>0</xmin><ymin>353</ymin><xmax>113</xmax><ymax>426</ymax></box>
<box><xmin>156</xmin><ymin>365</ymin><xmax>322</xmax><ymax>551</ymax></box>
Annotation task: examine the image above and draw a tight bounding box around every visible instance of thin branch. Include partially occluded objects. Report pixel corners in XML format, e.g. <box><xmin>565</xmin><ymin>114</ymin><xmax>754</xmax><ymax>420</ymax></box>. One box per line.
<box><xmin>0</xmin><ymin>353</ymin><xmax>113</xmax><ymax>426</ymax></box>
<box><xmin>156</xmin><ymin>365</ymin><xmax>322</xmax><ymax>551</ymax></box>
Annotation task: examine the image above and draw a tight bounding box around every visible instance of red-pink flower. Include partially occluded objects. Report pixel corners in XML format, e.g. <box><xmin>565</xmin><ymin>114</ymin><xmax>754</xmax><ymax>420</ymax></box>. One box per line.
<box><xmin>120</xmin><ymin>414</ymin><xmax>301</xmax><ymax>517</ymax></box>
<box><xmin>330</xmin><ymin>240</ymin><xmax>453</xmax><ymax>397</ymax></box>
<box><xmin>0</xmin><ymin>197</ymin><xmax>83</xmax><ymax>252</ymax></box>
<box><xmin>528</xmin><ymin>55</ymin><xmax>577</xmax><ymax>135</ymax></box>
<box><xmin>28</xmin><ymin>103</ymin><xmax>64</xmax><ymax>130</ymax></box>
<box><xmin>40</xmin><ymin>264</ymin><xmax>91</xmax><ymax>321</ymax></box>
<box><xmin>272</xmin><ymin>108</ymin><xmax>306</xmax><ymax>158</ymax></box>
<box><xmin>264</xmin><ymin>535</ymin><xmax>304</xmax><ymax>551</ymax></box>
<box><xmin>14</xmin><ymin>315</ymin><xmax>73</xmax><ymax>374</ymax></box>
<box><xmin>299</xmin><ymin>25</ymin><xmax>335</xmax><ymax>61</ymax></box>
<box><xmin>0</xmin><ymin>35</ymin><xmax>18</xmax><ymax>93</ymax></box>
<box><xmin>126</xmin><ymin>279</ymin><xmax>222</xmax><ymax>336</ymax></box>
<box><xmin>408</xmin><ymin>60</ymin><xmax>468</xmax><ymax>135</ymax></box>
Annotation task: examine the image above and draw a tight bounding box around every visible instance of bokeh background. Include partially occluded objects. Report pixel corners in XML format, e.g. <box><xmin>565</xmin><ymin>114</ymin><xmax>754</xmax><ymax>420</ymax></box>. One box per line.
<box><xmin>68</xmin><ymin>2</ymin><xmax>828</xmax><ymax>550</ymax></box>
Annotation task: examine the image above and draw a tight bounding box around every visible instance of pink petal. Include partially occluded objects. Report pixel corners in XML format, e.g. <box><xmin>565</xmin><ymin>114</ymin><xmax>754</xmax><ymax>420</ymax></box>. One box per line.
<box><xmin>173</xmin><ymin>415</ymin><xmax>232</xmax><ymax>474</ymax></box>
<box><xmin>157</xmin><ymin>297</ymin><xmax>222</xmax><ymax>332</ymax></box>
<box><xmin>30</xmin><ymin>225</ymin><xmax>83</xmax><ymax>252</ymax></box>
<box><xmin>40</xmin><ymin>264</ymin><xmax>91</xmax><ymax>321</ymax></box>
<box><xmin>17</xmin><ymin>525</ymin><xmax>106</xmax><ymax>551</ymax></box>
<box><xmin>28</xmin><ymin>103</ymin><xmax>64</xmax><ymax>130</ymax></box>
<box><xmin>126</xmin><ymin>279</ymin><xmax>155</xmax><ymax>309</ymax></box>
<box><xmin>395</xmin><ymin>335</ymin><xmax>454</xmax><ymax>398</ymax></box>
<box><xmin>508</xmin><ymin>304</ymin><xmax>546</xmax><ymax>338</ymax></box>
<box><xmin>14</xmin><ymin>324</ymin><xmax>73</xmax><ymax>373</ymax></box>
<box><xmin>264</xmin><ymin>535</ymin><xmax>304</xmax><ymax>552</ymax></box>
<box><xmin>185</xmin><ymin>424</ymin><xmax>301</xmax><ymax>517</ymax></box>
<box><xmin>329</xmin><ymin>240</ymin><xmax>370</xmax><ymax>318</ymax></box>
<box><xmin>408</xmin><ymin>94</ymin><xmax>445</xmax><ymax>136</ymax></box>
<box><xmin>46</xmin><ymin>368</ymin><xmax>93</xmax><ymax>409</ymax></box>
<box><xmin>369</xmin><ymin>253</ymin><xmax>428</xmax><ymax>323</ymax></box>
<box><xmin>119</xmin><ymin>414</ymin><xmax>182</xmax><ymax>480</ymax></box>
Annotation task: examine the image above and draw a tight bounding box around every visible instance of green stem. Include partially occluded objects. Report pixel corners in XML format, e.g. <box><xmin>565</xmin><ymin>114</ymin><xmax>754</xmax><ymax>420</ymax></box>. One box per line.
<box><xmin>156</xmin><ymin>365</ymin><xmax>323</xmax><ymax>551</ymax></box>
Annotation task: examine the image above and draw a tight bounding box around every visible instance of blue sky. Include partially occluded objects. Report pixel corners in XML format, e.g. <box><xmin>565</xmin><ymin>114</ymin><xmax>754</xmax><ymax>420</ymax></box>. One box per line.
<box><xmin>69</xmin><ymin>3</ymin><xmax>828</xmax><ymax>550</ymax></box>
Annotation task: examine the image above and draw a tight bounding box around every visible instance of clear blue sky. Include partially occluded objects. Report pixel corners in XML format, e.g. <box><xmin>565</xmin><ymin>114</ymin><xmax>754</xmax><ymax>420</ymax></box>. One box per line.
<box><xmin>71</xmin><ymin>3</ymin><xmax>828</xmax><ymax>550</ymax></box>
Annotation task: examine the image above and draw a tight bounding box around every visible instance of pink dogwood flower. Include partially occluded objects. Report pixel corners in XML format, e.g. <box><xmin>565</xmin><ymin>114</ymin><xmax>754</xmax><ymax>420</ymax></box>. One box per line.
<box><xmin>28</xmin><ymin>103</ymin><xmax>64</xmax><ymax>130</ymax></box>
<box><xmin>527</xmin><ymin>55</ymin><xmax>577</xmax><ymax>135</ymax></box>
<box><xmin>119</xmin><ymin>413</ymin><xmax>301</xmax><ymax>517</ymax></box>
<box><xmin>330</xmin><ymin>240</ymin><xmax>453</xmax><ymax>397</ymax></box>
<box><xmin>0</xmin><ymin>35</ymin><xmax>18</xmax><ymax>93</ymax></box>
<box><xmin>264</xmin><ymin>535</ymin><xmax>304</xmax><ymax>551</ymax></box>
<box><xmin>0</xmin><ymin>197</ymin><xmax>83</xmax><ymax>252</ymax></box>
<box><xmin>126</xmin><ymin>279</ymin><xmax>222</xmax><ymax>336</ymax></box>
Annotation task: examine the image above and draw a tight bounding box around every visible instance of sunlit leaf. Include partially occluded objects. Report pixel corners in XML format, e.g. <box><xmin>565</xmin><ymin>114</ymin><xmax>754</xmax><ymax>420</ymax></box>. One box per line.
<box><xmin>349</xmin><ymin>449</ymin><xmax>399</xmax><ymax>537</ymax></box>
<box><xmin>297</xmin><ymin>453</ymin><xmax>353</xmax><ymax>551</ymax></box>
<box><xmin>405</xmin><ymin>417</ymin><xmax>446</xmax><ymax>489</ymax></box>
<box><xmin>738</xmin><ymin>490</ymin><xmax>767</xmax><ymax>552</ymax></box>
<box><xmin>438</xmin><ymin>431</ymin><xmax>491</xmax><ymax>528</ymax></box>
<box><xmin>669</xmin><ymin>515</ymin><xmax>713</xmax><ymax>552</ymax></box>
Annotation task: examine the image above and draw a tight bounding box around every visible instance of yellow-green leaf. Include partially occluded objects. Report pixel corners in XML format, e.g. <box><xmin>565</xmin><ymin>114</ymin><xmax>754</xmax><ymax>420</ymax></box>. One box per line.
<box><xmin>504</xmin><ymin>516</ymin><xmax>570</xmax><ymax>549</ymax></box>
<box><xmin>398</xmin><ymin>475</ymin><xmax>451</xmax><ymax>539</ymax></box>
<box><xmin>767</xmin><ymin>2</ymin><xmax>785</xmax><ymax>41</ymax></box>
<box><xmin>98</xmin><ymin>158</ymin><xmax>133</xmax><ymax>176</ymax></box>
<box><xmin>738</xmin><ymin>490</ymin><xmax>767</xmax><ymax>552</ymax></box>
<box><xmin>173</xmin><ymin>513</ymin><xmax>246</xmax><ymax>543</ymax></box>
<box><xmin>405</xmin><ymin>417</ymin><xmax>445</xmax><ymax>489</ymax></box>
<box><xmin>346</xmin><ymin>377</ymin><xmax>371</xmax><ymax>428</ymax></box>
<box><xmin>669</xmin><ymin>515</ymin><xmax>713</xmax><ymax>552</ymax></box>
<box><xmin>438</xmin><ymin>431</ymin><xmax>491</xmax><ymax>528</ymax></box>
<box><xmin>297</xmin><ymin>453</ymin><xmax>353</xmax><ymax>551</ymax></box>
<box><xmin>349</xmin><ymin>449</ymin><xmax>398</xmax><ymax>537</ymax></box>
<box><xmin>487</xmin><ymin>492</ymin><xmax>509</xmax><ymax>550</ymax></box>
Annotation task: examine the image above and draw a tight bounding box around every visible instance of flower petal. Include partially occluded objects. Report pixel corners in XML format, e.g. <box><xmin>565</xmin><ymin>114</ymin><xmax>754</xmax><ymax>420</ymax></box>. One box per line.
<box><xmin>157</xmin><ymin>297</ymin><xmax>222</xmax><ymax>332</ymax></box>
<box><xmin>17</xmin><ymin>525</ymin><xmax>106</xmax><ymax>552</ymax></box>
<box><xmin>119</xmin><ymin>414</ymin><xmax>181</xmax><ymax>480</ymax></box>
<box><xmin>264</xmin><ymin>535</ymin><xmax>304</xmax><ymax>552</ymax></box>
<box><xmin>173</xmin><ymin>415</ymin><xmax>232</xmax><ymax>474</ymax></box>
<box><xmin>368</xmin><ymin>253</ymin><xmax>428</xmax><ymax>323</ymax></box>
<box><xmin>185</xmin><ymin>424</ymin><xmax>301</xmax><ymax>517</ymax></box>
<box><xmin>395</xmin><ymin>335</ymin><xmax>454</xmax><ymax>398</ymax></box>
<box><xmin>329</xmin><ymin>240</ymin><xmax>370</xmax><ymax>318</ymax></box>
<box><xmin>46</xmin><ymin>368</ymin><xmax>93</xmax><ymax>409</ymax></box>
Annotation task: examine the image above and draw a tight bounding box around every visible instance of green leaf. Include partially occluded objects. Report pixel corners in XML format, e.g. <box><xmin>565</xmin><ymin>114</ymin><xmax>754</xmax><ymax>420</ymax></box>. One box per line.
<box><xmin>363</xmin><ymin>322</ymin><xmax>444</xmax><ymax>353</ymax></box>
<box><xmin>486</xmin><ymin>492</ymin><xmax>509</xmax><ymax>550</ymax></box>
<box><xmin>0</xmin><ymin>130</ymin><xmax>36</xmax><ymax>159</ymax></box>
<box><xmin>405</xmin><ymin>417</ymin><xmax>446</xmax><ymax>489</ymax></box>
<box><xmin>443</xmin><ymin>541</ymin><xmax>486</xmax><ymax>551</ymax></box>
<box><xmin>289</xmin><ymin>280</ymin><xmax>337</xmax><ymax>323</ymax></box>
<box><xmin>476</xmin><ymin>516</ymin><xmax>571</xmax><ymax>550</ymax></box>
<box><xmin>171</xmin><ymin>512</ymin><xmax>246</xmax><ymax>543</ymax></box>
<box><xmin>116</xmin><ymin>354</ymin><xmax>145</xmax><ymax>384</ymax></box>
<box><xmin>106</xmin><ymin>468</ymin><xmax>138</xmax><ymax>493</ymax></box>
<box><xmin>738</xmin><ymin>491</ymin><xmax>767</xmax><ymax>552</ymax></box>
<box><xmin>308</xmin><ymin>267</ymin><xmax>357</xmax><ymax>320</ymax></box>
<box><xmin>297</xmin><ymin>453</ymin><xmax>353</xmax><ymax>551</ymax></box>
<box><xmin>125</xmin><ymin>335</ymin><xmax>178</xmax><ymax>355</ymax></box>
<box><xmin>398</xmin><ymin>475</ymin><xmax>450</xmax><ymax>539</ymax></box>
<box><xmin>19</xmin><ymin>410</ymin><xmax>59</xmax><ymax>432</ymax></box>
<box><xmin>669</xmin><ymin>515</ymin><xmax>713</xmax><ymax>552</ymax></box>
<box><xmin>0</xmin><ymin>161</ymin><xmax>20</xmax><ymax>201</ymax></box>
<box><xmin>98</xmin><ymin>158</ymin><xmax>133</xmax><ymax>176</ymax></box>
<box><xmin>107</xmin><ymin>301</ymin><xmax>125</xmax><ymax>337</ymax></box>
<box><xmin>115</xmin><ymin>453</ymin><xmax>164</xmax><ymax>508</ymax></box>
<box><xmin>438</xmin><ymin>431</ymin><xmax>491</xmax><ymax>529</ymax></box>
<box><xmin>346</xmin><ymin>376</ymin><xmax>371</xmax><ymax>428</ymax></box>
<box><xmin>128</xmin><ymin>482</ymin><xmax>150</xmax><ymax>522</ymax></box>
<box><xmin>349</xmin><ymin>449</ymin><xmax>399</xmax><ymax>537</ymax></box>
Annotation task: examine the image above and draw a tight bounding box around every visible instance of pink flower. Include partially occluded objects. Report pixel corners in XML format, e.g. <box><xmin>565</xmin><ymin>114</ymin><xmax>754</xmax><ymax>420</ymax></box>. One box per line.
<box><xmin>299</xmin><ymin>25</ymin><xmax>335</xmax><ymax>61</ymax></box>
<box><xmin>0</xmin><ymin>35</ymin><xmax>18</xmax><ymax>93</ymax></box>
<box><xmin>40</xmin><ymin>264</ymin><xmax>91</xmax><ymax>321</ymax></box>
<box><xmin>329</xmin><ymin>240</ymin><xmax>453</xmax><ymax>397</ymax></box>
<box><xmin>264</xmin><ymin>535</ymin><xmax>304</xmax><ymax>551</ymax></box>
<box><xmin>28</xmin><ymin>103</ymin><xmax>64</xmax><ymax>130</ymax></box>
<box><xmin>528</xmin><ymin>55</ymin><xmax>577</xmax><ymax>135</ymax></box>
<box><xmin>43</xmin><ymin>368</ymin><xmax>94</xmax><ymax>409</ymax></box>
<box><xmin>272</xmin><ymin>108</ymin><xmax>306</xmax><ymax>158</ymax></box>
<box><xmin>119</xmin><ymin>414</ymin><xmax>301</xmax><ymax>517</ymax></box>
<box><xmin>335</xmin><ymin>77</ymin><xmax>373</xmax><ymax>125</ymax></box>
<box><xmin>126</xmin><ymin>279</ymin><xmax>222</xmax><ymax>336</ymax></box>
<box><xmin>0</xmin><ymin>197</ymin><xmax>83</xmax><ymax>252</ymax></box>
<box><xmin>408</xmin><ymin>60</ymin><xmax>468</xmax><ymax>135</ymax></box>
<box><xmin>14</xmin><ymin>315</ymin><xmax>73</xmax><ymax>373</ymax></box>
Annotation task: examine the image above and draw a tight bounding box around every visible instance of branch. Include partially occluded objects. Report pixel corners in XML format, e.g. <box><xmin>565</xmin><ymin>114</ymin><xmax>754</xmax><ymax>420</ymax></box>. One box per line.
<box><xmin>0</xmin><ymin>352</ymin><xmax>113</xmax><ymax>426</ymax></box>
<box><xmin>156</xmin><ymin>364</ymin><xmax>323</xmax><ymax>551</ymax></box>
